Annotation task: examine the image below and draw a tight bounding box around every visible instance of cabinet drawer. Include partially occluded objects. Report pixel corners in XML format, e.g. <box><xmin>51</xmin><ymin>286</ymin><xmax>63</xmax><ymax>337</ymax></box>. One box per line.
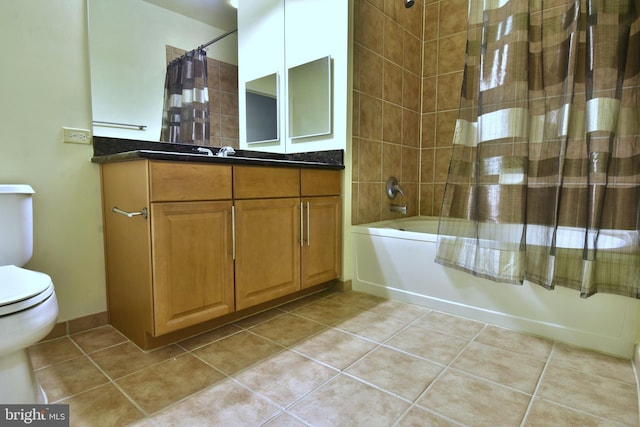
<box><xmin>234</xmin><ymin>166</ymin><xmax>300</xmax><ymax>199</ymax></box>
<box><xmin>301</xmin><ymin>169</ymin><xmax>341</xmax><ymax>196</ymax></box>
<box><xmin>149</xmin><ymin>161</ymin><xmax>232</xmax><ymax>201</ymax></box>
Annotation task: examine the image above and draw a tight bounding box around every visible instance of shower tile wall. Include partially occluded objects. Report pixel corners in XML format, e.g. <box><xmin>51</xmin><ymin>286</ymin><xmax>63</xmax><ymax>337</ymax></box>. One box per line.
<box><xmin>351</xmin><ymin>0</ymin><xmax>468</xmax><ymax>224</ymax></box>
<box><xmin>167</xmin><ymin>46</ymin><xmax>239</xmax><ymax>148</ymax></box>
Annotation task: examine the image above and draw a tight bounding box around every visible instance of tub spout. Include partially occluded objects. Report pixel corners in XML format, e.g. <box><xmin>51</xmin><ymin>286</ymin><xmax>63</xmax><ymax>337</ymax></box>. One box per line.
<box><xmin>390</xmin><ymin>204</ymin><xmax>407</xmax><ymax>215</ymax></box>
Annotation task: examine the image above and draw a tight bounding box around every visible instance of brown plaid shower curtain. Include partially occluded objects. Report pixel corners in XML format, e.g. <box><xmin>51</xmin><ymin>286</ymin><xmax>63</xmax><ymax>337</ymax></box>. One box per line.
<box><xmin>436</xmin><ymin>0</ymin><xmax>640</xmax><ymax>298</ymax></box>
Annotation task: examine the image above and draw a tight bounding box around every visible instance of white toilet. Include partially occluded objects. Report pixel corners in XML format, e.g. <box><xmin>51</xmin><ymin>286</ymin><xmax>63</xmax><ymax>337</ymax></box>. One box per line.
<box><xmin>0</xmin><ymin>185</ymin><xmax>58</xmax><ymax>404</ymax></box>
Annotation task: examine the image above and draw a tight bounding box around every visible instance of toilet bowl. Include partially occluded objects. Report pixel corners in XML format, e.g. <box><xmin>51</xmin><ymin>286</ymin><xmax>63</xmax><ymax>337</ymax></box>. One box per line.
<box><xmin>0</xmin><ymin>265</ymin><xmax>58</xmax><ymax>404</ymax></box>
<box><xmin>0</xmin><ymin>185</ymin><xmax>58</xmax><ymax>404</ymax></box>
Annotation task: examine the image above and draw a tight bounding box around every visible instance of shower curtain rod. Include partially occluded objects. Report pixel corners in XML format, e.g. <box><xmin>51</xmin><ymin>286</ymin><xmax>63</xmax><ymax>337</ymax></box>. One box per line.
<box><xmin>170</xmin><ymin>28</ymin><xmax>238</xmax><ymax>65</ymax></box>
<box><xmin>197</xmin><ymin>28</ymin><xmax>237</xmax><ymax>51</ymax></box>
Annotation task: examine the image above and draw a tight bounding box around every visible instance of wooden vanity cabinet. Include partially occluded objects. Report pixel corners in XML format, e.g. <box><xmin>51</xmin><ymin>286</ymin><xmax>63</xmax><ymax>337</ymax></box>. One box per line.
<box><xmin>233</xmin><ymin>166</ymin><xmax>342</xmax><ymax>309</ymax></box>
<box><xmin>100</xmin><ymin>160</ymin><xmax>234</xmax><ymax>347</ymax></box>
<box><xmin>101</xmin><ymin>160</ymin><xmax>342</xmax><ymax>348</ymax></box>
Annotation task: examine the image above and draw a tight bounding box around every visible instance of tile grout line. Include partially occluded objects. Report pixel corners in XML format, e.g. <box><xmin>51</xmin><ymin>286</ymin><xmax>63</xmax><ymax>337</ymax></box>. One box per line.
<box><xmin>519</xmin><ymin>341</ymin><xmax>557</xmax><ymax>426</ymax></box>
<box><xmin>404</xmin><ymin>322</ymin><xmax>490</xmax><ymax>424</ymax></box>
<box><xmin>63</xmin><ymin>334</ymin><xmax>151</xmax><ymax>419</ymax></box>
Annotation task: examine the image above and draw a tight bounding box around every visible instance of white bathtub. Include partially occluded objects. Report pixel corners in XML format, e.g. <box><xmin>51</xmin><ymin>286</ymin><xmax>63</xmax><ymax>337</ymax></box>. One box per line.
<box><xmin>352</xmin><ymin>216</ymin><xmax>640</xmax><ymax>358</ymax></box>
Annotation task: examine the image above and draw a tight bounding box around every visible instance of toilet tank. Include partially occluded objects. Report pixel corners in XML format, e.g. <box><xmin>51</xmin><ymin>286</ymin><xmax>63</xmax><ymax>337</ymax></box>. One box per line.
<box><xmin>0</xmin><ymin>185</ymin><xmax>35</xmax><ymax>267</ymax></box>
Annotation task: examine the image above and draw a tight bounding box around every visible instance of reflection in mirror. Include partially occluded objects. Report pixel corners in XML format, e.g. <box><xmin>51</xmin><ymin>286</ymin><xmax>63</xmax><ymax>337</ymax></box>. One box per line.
<box><xmin>245</xmin><ymin>74</ymin><xmax>279</xmax><ymax>144</ymax></box>
<box><xmin>288</xmin><ymin>56</ymin><xmax>332</xmax><ymax>139</ymax></box>
<box><xmin>87</xmin><ymin>0</ymin><xmax>238</xmax><ymax>143</ymax></box>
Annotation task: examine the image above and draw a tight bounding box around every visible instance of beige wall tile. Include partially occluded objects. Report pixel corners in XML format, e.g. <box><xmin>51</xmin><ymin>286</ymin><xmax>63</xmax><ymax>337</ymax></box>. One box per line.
<box><xmin>361</xmin><ymin>2</ymin><xmax>385</xmax><ymax>55</ymax></box>
<box><xmin>440</xmin><ymin>0</ymin><xmax>468</xmax><ymax>37</ymax></box>
<box><xmin>402</xmin><ymin>146</ymin><xmax>420</xmax><ymax>182</ymax></box>
<box><xmin>357</xmin><ymin>182</ymin><xmax>383</xmax><ymax>223</ymax></box>
<box><xmin>360</xmin><ymin>48</ymin><xmax>384</xmax><ymax>98</ymax></box>
<box><xmin>423</xmin><ymin>40</ymin><xmax>438</xmax><ymax>77</ymax></box>
<box><xmin>382</xmin><ymin>141</ymin><xmax>402</xmax><ymax>179</ymax></box>
<box><xmin>383</xmin><ymin>60</ymin><xmax>404</xmax><ymax>105</ymax></box>
<box><xmin>402</xmin><ymin>108</ymin><xmax>420</xmax><ymax>146</ymax></box>
<box><xmin>439</xmin><ymin>32</ymin><xmax>467</xmax><ymax>74</ymax></box>
<box><xmin>403</xmin><ymin>31</ymin><xmax>422</xmax><ymax>75</ymax></box>
<box><xmin>436</xmin><ymin>110</ymin><xmax>458</xmax><ymax>147</ymax></box>
<box><xmin>403</xmin><ymin>70</ymin><xmax>421</xmax><ymax>111</ymax></box>
<box><xmin>437</xmin><ymin>71</ymin><xmax>464</xmax><ymax>111</ymax></box>
<box><xmin>383</xmin><ymin>102</ymin><xmax>403</xmax><ymax>143</ymax></box>
<box><xmin>353</xmin><ymin>0</ymin><xmax>468</xmax><ymax>223</ymax></box>
<box><xmin>420</xmin><ymin>183</ymin><xmax>435</xmax><ymax>216</ymax></box>
<box><xmin>421</xmin><ymin>114</ymin><xmax>436</xmax><ymax>148</ymax></box>
<box><xmin>359</xmin><ymin>94</ymin><xmax>383</xmax><ymax>140</ymax></box>
<box><xmin>384</xmin><ymin>18</ymin><xmax>404</xmax><ymax>65</ymax></box>
<box><xmin>422</xmin><ymin>76</ymin><xmax>437</xmax><ymax>113</ymax></box>
<box><xmin>359</xmin><ymin>139</ymin><xmax>383</xmax><ymax>182</ymax></box>
<box><xmin>424</xmin><ymin>3</ymin><xmax>439</xmax><ymax>41</ymax></box>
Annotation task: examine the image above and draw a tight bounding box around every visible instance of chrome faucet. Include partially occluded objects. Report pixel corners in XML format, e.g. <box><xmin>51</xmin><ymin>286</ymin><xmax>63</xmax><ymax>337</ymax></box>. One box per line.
<box><xmin>386</xmin><ymin>176</ymin><xmax>405</xmax><ymax>199</ymax></box>
<box><xmin>216</xmin><ymin>146</ymin><xmax>236</xmax><ymax>157</ymax></box>
<box><xmin>196</xmin><ymin>147</ymin><xmax>214</xmax><ymax>157</ymax></box>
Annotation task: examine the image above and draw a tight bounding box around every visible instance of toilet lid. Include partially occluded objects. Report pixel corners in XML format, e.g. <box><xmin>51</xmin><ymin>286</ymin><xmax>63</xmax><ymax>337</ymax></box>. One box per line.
<box><xmin>0</xmin><ymin>265</ymin><xmax>53</xmax><ymax>316</ymax></box>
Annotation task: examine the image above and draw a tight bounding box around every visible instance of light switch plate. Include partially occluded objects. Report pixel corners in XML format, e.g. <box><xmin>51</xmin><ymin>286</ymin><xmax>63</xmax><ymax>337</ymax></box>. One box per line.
<box><xmin>62</xmin><ymin>127</ymin><xmax>92</xmax><ymax>144</ymax></box>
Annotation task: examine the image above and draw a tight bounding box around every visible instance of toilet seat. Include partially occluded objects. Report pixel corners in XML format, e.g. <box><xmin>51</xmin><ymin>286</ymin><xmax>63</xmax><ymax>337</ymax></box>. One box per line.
<box><xmin>0</xmin><ymin>265</ymin><xmax>54</xmax><ymax>316</ymax></box>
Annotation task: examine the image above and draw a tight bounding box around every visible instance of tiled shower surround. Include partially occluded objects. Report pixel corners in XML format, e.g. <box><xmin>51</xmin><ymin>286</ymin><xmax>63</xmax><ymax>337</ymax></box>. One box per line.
<box><xmin>352</xmin><ymin>0</ymin><xmax>469</xmax><ymax>223</ymax></box>
<box><xmin>29</xmin><ymin>291</ymin><xmax>639</xmax><ymax>425</ymax></box>
<box><xmin>166</xmin><ymin>46</ymin><xmax>239</xmax><ymax>149</ymax></box>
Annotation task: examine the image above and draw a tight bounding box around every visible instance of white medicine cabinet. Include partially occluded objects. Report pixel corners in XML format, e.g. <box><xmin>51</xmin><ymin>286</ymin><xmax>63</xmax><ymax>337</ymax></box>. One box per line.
<box><xmin>288</xmin><ymin>56</ymin><xmax>332</xmax><ymax>140</ymax></box>
<box><xmin>245</xmin><ymin>73</ymin><xmax>279</xmax><ymax>144</ymax></box>
<box><xmin>238</xmin><ymin>0</ymin><xmax>348</xmax><ymax>154</ymax></box>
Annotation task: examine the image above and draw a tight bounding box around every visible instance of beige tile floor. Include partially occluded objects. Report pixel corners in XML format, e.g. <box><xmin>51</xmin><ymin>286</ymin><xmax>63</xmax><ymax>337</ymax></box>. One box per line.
<box><xmin>29</xmin><ymin>290</ymin><xmax>640</xmax><ymax>426</ymax></box>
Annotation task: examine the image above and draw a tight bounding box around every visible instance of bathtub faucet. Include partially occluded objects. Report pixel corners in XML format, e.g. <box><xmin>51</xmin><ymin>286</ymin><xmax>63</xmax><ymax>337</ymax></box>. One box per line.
<box><xmin>390</xmin><ymin>204</ymin><xmax>407</xmax><ymax>215</ymax></box>
<box><xmin>386</xmin><ymin>176</ymin><xmax>405</xmax><ymax>199</ymax></box>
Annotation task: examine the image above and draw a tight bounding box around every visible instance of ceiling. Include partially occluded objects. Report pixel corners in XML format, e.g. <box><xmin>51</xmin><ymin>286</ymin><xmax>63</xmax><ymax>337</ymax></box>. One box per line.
<box><xmin>142</xmin><ymin>0</ymin><xmax>237</xmax><ymax>31</ymax></box>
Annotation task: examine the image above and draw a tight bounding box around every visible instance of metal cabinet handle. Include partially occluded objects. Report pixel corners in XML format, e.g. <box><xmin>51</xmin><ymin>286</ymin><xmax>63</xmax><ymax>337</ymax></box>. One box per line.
<box><xmin>300</xmin><ymin>202</ymin><xmax>304</xmax><ymax>247</ymax></box>
<box><xmin>232</xmin><ymin>205</ymin><xmax>236</xmax><ymax>260</ymax></box>
<box><xmin>306</xmin><ymin>202</ymin><xmax>310</xmax><ymax>247</ymax></box>
<box><xmin>112</xmin><ymin>206</ymin><xmax>148</xmax><ymax>219</ymax></box>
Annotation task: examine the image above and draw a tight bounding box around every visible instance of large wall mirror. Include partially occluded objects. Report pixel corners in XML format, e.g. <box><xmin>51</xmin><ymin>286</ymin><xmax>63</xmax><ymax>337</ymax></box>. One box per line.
<box><xmin>288</xmin><ymin>56</ymin><xmax>332</xmax><ymax>139</ymax></box>
<box><xmin>87</xmin><ymin>0</ymin><xmax>238</xmax><ymax>142</ymax></box>
<box><xmin>245</xmin><ymin>73</ymin><xmax>279</xmax><ymax>143</ymax></box>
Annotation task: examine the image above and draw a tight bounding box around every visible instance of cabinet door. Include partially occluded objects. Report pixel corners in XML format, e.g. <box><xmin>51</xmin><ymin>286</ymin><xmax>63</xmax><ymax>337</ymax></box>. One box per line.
<box><xmin>151</xmin><ymin>201</ymin><xmax>234</xmax><ymax>336</ymax></box>
<box><xmin>234</xmin><ymin>198</ymin><xmax>301</xmax><ymax>310</ymax></box>
<box><xmin>301</xmin><ymin>196</ymin><xmax>342</xmax><ymax>288</ymax></box>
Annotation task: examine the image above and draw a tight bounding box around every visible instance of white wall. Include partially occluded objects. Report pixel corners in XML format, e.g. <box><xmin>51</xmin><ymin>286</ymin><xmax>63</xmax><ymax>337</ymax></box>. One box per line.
<box><xmin>0</xmin><ymin>0</ymin><xmax>105</xmax><ymax>321</ymax></box>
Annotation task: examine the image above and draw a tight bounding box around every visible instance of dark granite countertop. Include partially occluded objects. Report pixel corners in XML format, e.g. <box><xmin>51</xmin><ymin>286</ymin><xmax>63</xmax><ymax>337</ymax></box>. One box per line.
<box><xmin>91</xmin><ymin>137</ymin><xmax>344</xmax><ymax>170</ymax></box>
